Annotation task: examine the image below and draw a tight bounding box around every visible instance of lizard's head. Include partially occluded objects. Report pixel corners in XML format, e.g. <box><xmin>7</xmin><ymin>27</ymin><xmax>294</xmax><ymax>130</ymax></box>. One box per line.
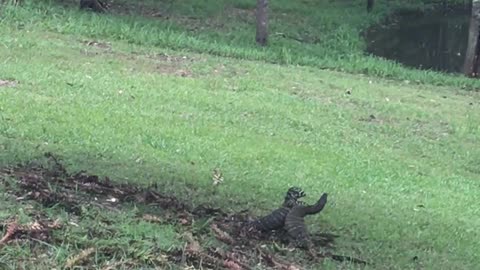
<box><xmin>283</xmin><ymin>187</ymin><xmax>306</xmax><ymax>207</ymax></box>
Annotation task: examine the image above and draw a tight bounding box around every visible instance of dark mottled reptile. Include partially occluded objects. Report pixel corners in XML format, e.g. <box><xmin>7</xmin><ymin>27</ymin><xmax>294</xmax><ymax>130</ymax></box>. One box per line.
<box><xmin>248</xmin><ymin>187</ymin><xmax>306</xmax><ymax>232</ymax></box>
<box><xmin>247</xmin><ymin>187</ymin><xmax>328</xmax><ymax>248</ymax></box>
<box><xmin>285</xmin><ymin>193</ymin><xmax>328</xmax><ymax>248</ymax></box>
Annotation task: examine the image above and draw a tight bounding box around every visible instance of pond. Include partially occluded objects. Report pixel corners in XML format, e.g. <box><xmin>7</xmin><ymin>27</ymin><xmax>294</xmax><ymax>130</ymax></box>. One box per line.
<box><xmin>364</xmin><ymin>8</ymin><xmax>471</xmax><ymax>74</ymax></box>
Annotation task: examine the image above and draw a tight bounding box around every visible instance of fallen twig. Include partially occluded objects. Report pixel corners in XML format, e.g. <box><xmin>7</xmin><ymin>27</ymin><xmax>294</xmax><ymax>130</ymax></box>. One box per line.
<box><xmin>99</xmin><ymin>259</ymin><xmax>140</xmax><ymax>270</ymax></box>
<box><xmin>225</xmin><ymin>252</ymin><xmax>252</xmax><ymax>270</ymax></box>
<box><xmin>257</xmin><ymin>247</ymin><xmax>302</xmax><ymax>270</ymax></box>
<box><xmin>211</xmin><ymin>223</ymin><xmax>235</xmax><ymax>245</ymax></box>
<box><xmin>0</xmin><ymin>219</ymin><xmax>62</xmax><ymax>247</ymax></box>
<box><xmin>0</xmin><ymin>221</ymin><xmax>19</xmax><ymax>246</ymax></box>
<box><xmin>142</xmin><ymin>214</ymin><xmax>164</xmax><ymax>224</ymax></box>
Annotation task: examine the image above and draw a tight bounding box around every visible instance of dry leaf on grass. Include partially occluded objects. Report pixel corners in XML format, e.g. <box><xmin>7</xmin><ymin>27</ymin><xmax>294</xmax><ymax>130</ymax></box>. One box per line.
<box><xmin>142</xmin><ymin>214</ymin><xmax>164</xmax><ymax>223</ymax></box>
<box><xmin>0</xmin><ymin>221</ymin><xmax>19</xmax><ymax>245</ymax></box>
<box><xmin>0</xmin><ymin>218</ymin><xmax>62</xmax><ymax>247</ymax></box>
<box><xmin>212</xmin><ymin>168</ymin><xmax>224</xmax><ymax>186</ymax></box>
<box><xmin>64</xmin><ymin>247</ymin><xmax>95</xmax><ymax>269</ymax></box>
<box><xmin>100</xmin><ymin>259</ymin><xmax>138</xmax><ymax>270</ymax></box>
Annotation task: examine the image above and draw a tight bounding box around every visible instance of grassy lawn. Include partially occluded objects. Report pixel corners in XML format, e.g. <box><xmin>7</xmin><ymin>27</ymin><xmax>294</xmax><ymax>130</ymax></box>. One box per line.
<box><xmin>0</xmin><ymin>0</ymin><xmax>480</xmax><ymax>269</ymax></box>
<box><xmin>3</xmin><ymin>0</ymin><xmax>480</xmax><ymax>89</ymax></box>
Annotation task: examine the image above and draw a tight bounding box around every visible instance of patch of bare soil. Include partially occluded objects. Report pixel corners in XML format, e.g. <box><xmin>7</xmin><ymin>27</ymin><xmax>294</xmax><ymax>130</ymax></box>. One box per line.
<box><xmin>0</xmin><ymin>152</ymin><xmax>366</xmax><ymax>269</ymax></box>
<box><xmin>140</xmin><ymin>52</ymin><xmax>196</xmax><ymax>77</ymax></box>
<box><xmin>79</xmin><ymin>39</ymin><xmax>196</xmax><ymax>77</ymax></box>
<box><xmin>140</xmin><ymin>52</ymin><xmax>194</xmax><ymax>77</ymax></box>
<box><xmin>81</xmin><ymin>39</ymin><xmax>112</xmax><ymax>50</ymax></box>
<box><xmin>410</xmin><ymin>119</ymin><xmax>453</xmax><ymax>140</ymax></box>
<box><xmin>359</xmin><ymin>114</ymin><xmax>391</xmax><ymax>124</ymax></box>
<box><xmin>0</xmin><ymin>79</ymin><xmax>18</xmax><ymax>88</ymax></box>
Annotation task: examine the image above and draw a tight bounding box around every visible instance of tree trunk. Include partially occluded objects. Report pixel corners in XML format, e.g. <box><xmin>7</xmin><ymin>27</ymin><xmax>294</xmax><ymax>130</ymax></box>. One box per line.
<box><xmin>80</xmin><ymin>0</ymin><xmax>107</xmax><ymax>13</ymax></box>
<box><xmin>256</xmin><ymin>0</ymin><xmax>268</xmax><ymax>46</ymax></box>
<box><xmin>367</xmin><ymin>0</ymin><xmax>374</xmax><ymax>13</ymax></box>
<box><xmin>464</xmin><ymin>0</ymin><xmax>480</xmax><ymax>77</ymax></box>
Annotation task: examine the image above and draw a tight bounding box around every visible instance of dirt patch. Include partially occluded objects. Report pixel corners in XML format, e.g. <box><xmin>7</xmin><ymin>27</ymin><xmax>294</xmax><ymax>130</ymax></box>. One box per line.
<box><xmin>78</xmin><ymin>40</ymin><xmax>196</xmax><ymax>77</ymax></box>
<box><xmin>79</xmin><ymin>39</ymin><xmax>113</xmax><ymax>57</ymax></box>
<box><xmin>138</xmin><ymin>52</ymin><xmax>194</xmax><ymax>63</ymax></box>
<box><xmin>0</xmin><ymin>79</ymin><xmax>18</xmax><ymax>88</ymax></box>
<box><xmin>144</xmin><ymin>53</ymin><xmax>194</xmax><ymax>78</ymax></box>
<box><xmin>2</xmin><ymin>153</ymin><xmax>187</xmax><ymax>215</ymax></box>
<box><xmin>81</xmin><ymin>39</ymin><xmax>112</xmax><ymax>50</ymax></box>
<box><xmin>359</xmin><ymin>114</ymin><xmax>392</xmax><ymax>125</ymax></box>
<box><xmin>130</xmin><ymin>52</ymin><xmax>197</xmax><ymax>78</ymax></box>
<box><xmin>0</xmin><ymin>218</ymin><xmax>62</xmax><ymax>247</ymax></box>
<box><xmin>409</xmin><ymin>119</ymin><xmax>453</xmax><ymax>140</ymax></box>
<box><xmin>0</xmin><ymin>152</ymin><xmax>366</xmax><ymax>269</ymax></box>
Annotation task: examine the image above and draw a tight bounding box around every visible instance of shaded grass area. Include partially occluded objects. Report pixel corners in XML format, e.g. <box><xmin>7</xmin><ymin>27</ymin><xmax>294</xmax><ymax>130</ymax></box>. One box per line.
<box><xmin>1</xmin><ymin>0</ymin><xmax>480</xmax><ymax>89</ymax></box>
<box><xmin>0</xmin><ymin>155</ymin><xmax>357</xmax><ymax>269</ymax></box>
<box><xmin>0</xmin><ymin>158</ymin><xmax>208</xmax><ymax>269</ymax></box>
<box><xmin>1</xmin><ymin>22</ymin><xmax>480</xmax><ymax>269</ymax></box>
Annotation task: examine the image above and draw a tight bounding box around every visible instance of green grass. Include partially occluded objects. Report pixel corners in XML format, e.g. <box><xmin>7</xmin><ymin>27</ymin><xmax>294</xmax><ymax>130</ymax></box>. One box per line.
<box><xmin>1</xmin><ymin>0</ymin><xmax>480</xmax><ymax>90</ymax></box>
<box><xmin>0</xmin><ymin>0</ymin><xmax>480</xmax><ymax>269</ymax></box>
